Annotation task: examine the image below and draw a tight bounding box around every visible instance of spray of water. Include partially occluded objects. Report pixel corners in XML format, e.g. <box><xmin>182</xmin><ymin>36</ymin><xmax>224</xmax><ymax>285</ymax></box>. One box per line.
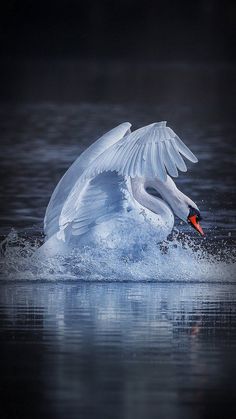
<box><xmin>0</xmin><ymin>226</ymin><xmax>235</xmax><ymax>282</ymax></box>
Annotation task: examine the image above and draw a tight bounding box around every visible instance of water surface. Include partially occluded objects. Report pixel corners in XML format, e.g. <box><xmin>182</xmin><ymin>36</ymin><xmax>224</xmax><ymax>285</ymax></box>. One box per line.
<box><xmin>1</xmin><ymin>282</ymin><xmax>236</xmax><ymax>419</ymax></box>
<box><xmin>0</xmin><ymin>96</ymin><xmax>235</xmax><ymax>418</ymax></box>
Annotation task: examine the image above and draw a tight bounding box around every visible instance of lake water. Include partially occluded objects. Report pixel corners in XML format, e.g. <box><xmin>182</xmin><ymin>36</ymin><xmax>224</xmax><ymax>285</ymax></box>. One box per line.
<box><xmin>1</xmin><ymin>282</ymin><xmax>236</xmax><ymax>419</ymax></box>
<box><xmin>0</xmin><ymin>81</ymin><xmax>235</xmax><ymax>418</ymax></box>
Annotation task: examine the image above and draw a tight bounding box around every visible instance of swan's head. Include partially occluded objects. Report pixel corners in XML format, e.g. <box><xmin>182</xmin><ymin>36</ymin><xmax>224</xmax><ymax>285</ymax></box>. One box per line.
<box><xmin>172</xmin><ymin>193</ymin><xmax>204</xmax><ymax>236</ymax></box>
<box><xmin>187</xmin><ymin>205</ymin><xmax>204</xmax><ymax>236</ymax></box>
<box><xmin>143</xmin><ymin>176</ymin><xmax>204</xmax><ymax>236</ymax></box>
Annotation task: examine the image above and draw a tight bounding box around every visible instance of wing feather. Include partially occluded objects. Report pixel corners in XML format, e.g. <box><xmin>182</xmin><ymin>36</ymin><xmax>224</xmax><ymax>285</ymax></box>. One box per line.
<box><xmin>84</xmin><ymin>121</ymin><xmax>197</xmax><ymax>182</ymax></box>
<box><xmin>156</xmin><ymin>140</ymin><xmax>167</xmax><ymax>181</ymax></box>
<box><xmin>145</xmin><ymin>141</ymin><xmax>153</xmax><ymax>179</ymax></box>
<box><xmin>174</xmin><ymin>135</ymin><xmax>198</xmax><ymax>163</ymax></box>
<box><xmin>169</xmin><ymin>140</ymin><xmax>187</xmax><ymax>172</ymax></box>
<box><xmin>162</xmin><ymin>141</ymin><xmax>179</xmax><ymax>177</ymax></box>
<box><xmin>135</xmin><ymin>142</ymin><xmax>145</xmax><ymax>176</ymax></box>
<box><xmin>122</xmin><ymin>139</ymin><xmax>138</xmax><ymax>176</ymax></box>
<box><xmin>58</xmin><ymin>171</ymin><xmax>127</xmax><ymax>240</ymax></box>
<box><xmin>130</xmin><ymin>142</ymin><xmax>141</xmax><ymax>178</ymax></box>
<box><xmin>151</xmin><ymin>139</ymin><xmax>158</xmax><ymax>178</ymax></box>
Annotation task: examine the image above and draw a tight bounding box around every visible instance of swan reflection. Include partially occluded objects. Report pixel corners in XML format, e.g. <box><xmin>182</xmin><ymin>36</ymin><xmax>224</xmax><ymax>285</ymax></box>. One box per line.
<box><xmin>1</xmin><ymin>283</ymin><xmax>235</xmax><ymax>419</ymax></box>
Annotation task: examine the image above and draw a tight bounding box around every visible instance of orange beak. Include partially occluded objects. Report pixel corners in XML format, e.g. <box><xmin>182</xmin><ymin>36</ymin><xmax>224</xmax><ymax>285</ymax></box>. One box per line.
<box><xmin>188</xmin><ymin>215</ymin><xmax>204</xmax><ymax>236</ymax></box>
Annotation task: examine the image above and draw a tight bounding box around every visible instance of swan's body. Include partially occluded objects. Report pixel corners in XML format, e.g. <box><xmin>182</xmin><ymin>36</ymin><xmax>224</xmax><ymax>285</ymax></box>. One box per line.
<box><xmin>41</xmin><ymin>121</ymin><xmax>203</xmax><ymax>256</ymax></box>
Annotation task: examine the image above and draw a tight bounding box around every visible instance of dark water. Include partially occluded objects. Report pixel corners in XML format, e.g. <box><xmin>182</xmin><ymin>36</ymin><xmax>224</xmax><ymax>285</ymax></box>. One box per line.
<box><xmin>0</xmin><ymin>74</ymin><xmax>236</xmax><ymax>418</ymax></box>
<box><xmin>1</xmin><ymin>282</ymin><xmax>236</xmax><ymax>419</ymax></box>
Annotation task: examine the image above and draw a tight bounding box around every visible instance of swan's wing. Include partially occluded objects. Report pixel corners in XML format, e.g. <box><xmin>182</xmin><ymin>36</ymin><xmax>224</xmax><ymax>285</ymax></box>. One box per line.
<box><xmin>44</xmin><ymin>122</ymin><xmax>131</xmax><ymax>239</ymax></box>
<box><xmin>85</xmin><ymin>121</ymin><xmax>198</xmax><ymax>182</ymax></box>
<box><xmin>58</xmin><ymin>171</ymin><xmax>128</xmax><ymax>240</ymax></box>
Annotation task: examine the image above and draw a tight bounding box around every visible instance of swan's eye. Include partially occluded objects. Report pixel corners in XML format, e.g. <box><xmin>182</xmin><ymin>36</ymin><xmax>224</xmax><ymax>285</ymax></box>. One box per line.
<box><xmin>196</xmin><ymin>214</ymin><xmax>202</xmax><ymax>223</ymax></box>
<box><xmin>188</xmin><ymin>205</ymin><xmax>201</xmax><ymax>221</ymax></box>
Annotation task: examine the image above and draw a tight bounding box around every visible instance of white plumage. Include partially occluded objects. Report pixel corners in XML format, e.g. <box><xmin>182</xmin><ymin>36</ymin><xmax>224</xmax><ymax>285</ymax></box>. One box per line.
<box><xmin>83</xmin><ymin>121</ymin><xmax>197</xmax><ymax>182</ymax></box>
<box><xmin>42</xmin><ymin>121</ymin><xmax>202</xmax><ymax>254</ymax></box>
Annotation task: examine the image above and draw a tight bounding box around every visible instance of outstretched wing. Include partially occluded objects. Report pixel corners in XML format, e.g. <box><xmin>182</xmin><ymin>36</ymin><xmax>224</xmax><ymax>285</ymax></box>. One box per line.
<box><xmin>85</xmin><ymin>121</ymin><xmax>198</xmax><ymax>182</ymax></box>
<box><xmin>58</xmin><ymin>171</ymin><xmax>128</xmax><ymax>240</ymax></box>
<box><xmin>44</xmin><ymin>122</ymin><xmax>131</xmax><ymax>239</ymax></box>
<box><xmin>46</xmin><ymin>120</ymin><xmax>198</xmax><ymax>241</ymax></box>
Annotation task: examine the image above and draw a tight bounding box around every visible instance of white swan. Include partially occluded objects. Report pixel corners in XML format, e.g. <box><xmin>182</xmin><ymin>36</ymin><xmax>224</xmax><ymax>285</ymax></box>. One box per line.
<box><xmin>41</xmin><ymin>121</ymin><xmax>204</xmax><ymax>255</ymax></box>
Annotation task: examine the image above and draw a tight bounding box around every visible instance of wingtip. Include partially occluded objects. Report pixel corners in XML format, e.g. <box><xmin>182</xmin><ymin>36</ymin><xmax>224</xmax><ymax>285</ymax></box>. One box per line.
<box><xmin>192</xmin><ymin>155</ymin><xmax>198</xmax><ymax>163</ymax></box>
<box><xmin>122</xmin><ymin>122</ymin><xmax>132</xmax><ymax>128</ymax></box>
<box><xmin>155</xmin><ymin>121</ymin><xmax>167</xmax><ymax>127</ymax></box>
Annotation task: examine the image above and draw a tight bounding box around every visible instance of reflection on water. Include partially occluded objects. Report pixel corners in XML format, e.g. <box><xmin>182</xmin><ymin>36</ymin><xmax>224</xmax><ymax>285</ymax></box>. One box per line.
<box><xmin>0</xmin><ymin>282</ymin><xmax>236</xmax><ymax>419</ymax></box>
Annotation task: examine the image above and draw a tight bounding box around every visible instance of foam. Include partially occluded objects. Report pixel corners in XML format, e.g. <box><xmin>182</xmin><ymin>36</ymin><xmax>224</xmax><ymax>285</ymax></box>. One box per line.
<box><xmin>0</xmin><ymin>227</ymin><xmax>235</xmax><ymax>282</ymax></box>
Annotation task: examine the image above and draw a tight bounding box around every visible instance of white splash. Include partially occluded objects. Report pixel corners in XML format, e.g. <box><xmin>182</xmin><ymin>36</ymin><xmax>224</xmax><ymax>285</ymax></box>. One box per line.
<box><xmin>0</xmin><ymin>226</ymin><xmax>235</xmax><ymax>283</ymax></box>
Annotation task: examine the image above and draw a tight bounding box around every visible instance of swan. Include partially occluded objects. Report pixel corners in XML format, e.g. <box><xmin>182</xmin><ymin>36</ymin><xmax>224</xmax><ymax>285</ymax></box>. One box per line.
<box><xmin>40</xmin><ymin>121</ymin><xmax>204</xmax><ymax>255</ymax></box>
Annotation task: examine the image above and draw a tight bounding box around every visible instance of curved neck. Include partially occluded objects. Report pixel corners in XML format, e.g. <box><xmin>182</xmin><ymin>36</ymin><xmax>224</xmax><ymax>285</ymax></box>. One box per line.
<box><xmin>130</xmin><ymin>177</ymin><xmax>173</xmax><ymax>222</ymax></box>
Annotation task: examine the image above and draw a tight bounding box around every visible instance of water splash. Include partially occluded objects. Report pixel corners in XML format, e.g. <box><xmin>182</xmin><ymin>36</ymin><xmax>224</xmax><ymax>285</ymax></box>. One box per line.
<box><xmin>0</xmin><ymin>227</ymin><xmax>235</xmax><ymax>282</ymax></box>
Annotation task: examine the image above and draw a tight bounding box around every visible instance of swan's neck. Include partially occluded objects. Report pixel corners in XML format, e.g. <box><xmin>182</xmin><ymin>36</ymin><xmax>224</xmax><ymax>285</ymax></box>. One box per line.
<box><xmin>130</xmin><ymin>177</ymin><xmax>174</xmax><ymax>223</ymax></box>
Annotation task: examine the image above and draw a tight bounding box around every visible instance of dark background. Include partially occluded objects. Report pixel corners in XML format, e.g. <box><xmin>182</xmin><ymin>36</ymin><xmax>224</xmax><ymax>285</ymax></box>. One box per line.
<box><xmin>0</xmin><ymin>0</ymin><xmax>235</xmax><ymax>103</ymax></box>
<box><xmin>0</xmin><ymin>0</ymin><xmax>235</xmax><ymax>61</ymax></box>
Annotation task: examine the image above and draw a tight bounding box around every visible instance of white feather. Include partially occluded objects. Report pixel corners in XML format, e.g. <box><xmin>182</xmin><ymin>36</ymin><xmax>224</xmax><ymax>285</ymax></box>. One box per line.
<box><xmin>83</xmin><ymin>121</ymin><xmax>197</xmax><ymax>182</ymax></box>
<box><xmin>43</xmin><ymin>121</ymin><xmax>199</xmax><ymax>242</ymax></box>
<box><xmin>44</xmin><ymin>122</ymin><xmax>131</xmax><ymax>238</ymax></box>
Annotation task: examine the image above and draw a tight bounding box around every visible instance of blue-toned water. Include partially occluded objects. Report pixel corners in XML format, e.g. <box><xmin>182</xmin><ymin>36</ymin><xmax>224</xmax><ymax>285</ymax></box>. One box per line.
<box><xmin>0</xmin><ymin>98</ymin><xmax>235</xmax><ymax>418</ymax></box>
<box><xmin>1</xmin><ymin>282</ymin><xmax>236</xmax><ymax>419</ymax></box>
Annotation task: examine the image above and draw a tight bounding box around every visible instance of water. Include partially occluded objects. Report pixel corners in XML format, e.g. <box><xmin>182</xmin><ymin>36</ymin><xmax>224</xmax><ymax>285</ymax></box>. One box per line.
<box><xmin>0</xmin><ymin>94</ymin><xmax>235</xmax><ymax>418</ymax></box>
<box><xmin>1</xmin><ymin>282</ymin><xmax>236</xmax><ymax>419</ymax></box>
